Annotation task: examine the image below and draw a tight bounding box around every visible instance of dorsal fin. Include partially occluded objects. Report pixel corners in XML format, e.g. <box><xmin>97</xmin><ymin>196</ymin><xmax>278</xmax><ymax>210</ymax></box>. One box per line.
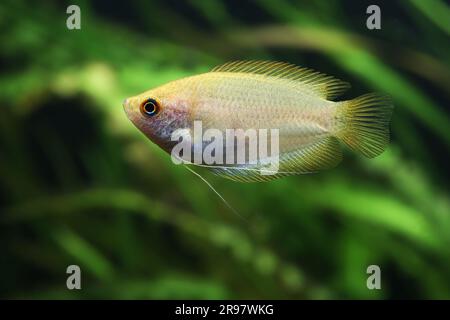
<box><xmin>211</xmin><ymin>60</ymin><xmax>350</xmax><ymax>100</ymax></box>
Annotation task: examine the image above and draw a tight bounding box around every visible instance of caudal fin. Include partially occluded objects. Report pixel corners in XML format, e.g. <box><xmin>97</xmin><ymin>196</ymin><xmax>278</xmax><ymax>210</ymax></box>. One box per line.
<box><xmin>335</xmin><ymin>93</ymin><xmax>393</xmax><ymax>158</ymax></box>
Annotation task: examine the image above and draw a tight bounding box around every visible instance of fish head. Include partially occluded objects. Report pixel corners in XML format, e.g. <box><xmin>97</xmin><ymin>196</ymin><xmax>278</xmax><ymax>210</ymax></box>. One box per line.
<box><xmin>123</xmin><ymin>84</ymin><xmax>190</xmax><ymax>153</ymax></box>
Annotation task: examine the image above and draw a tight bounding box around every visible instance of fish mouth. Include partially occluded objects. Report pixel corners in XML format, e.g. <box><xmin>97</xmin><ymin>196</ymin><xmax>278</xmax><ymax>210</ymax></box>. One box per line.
<box><xmin>122</xmin><ymin>98</ymin><xmax>129</xmax><ymax>110</ymax></box>
<box><xmin>122</xmin><ymin>97</ymin><xmax>143</xmax><ymax>129</ymax></box>
<box><xmin>123</xmin><ymin>97</ymin><xmax>134</xmax><ymax>119</ymax></box>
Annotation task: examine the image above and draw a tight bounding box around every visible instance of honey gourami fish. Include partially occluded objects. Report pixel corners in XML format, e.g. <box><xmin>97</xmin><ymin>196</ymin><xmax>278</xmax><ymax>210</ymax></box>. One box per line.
<box><xmin>123</xmin><ymin>60</ymin><xmax>393</xmax><ymax>182</ymax></box>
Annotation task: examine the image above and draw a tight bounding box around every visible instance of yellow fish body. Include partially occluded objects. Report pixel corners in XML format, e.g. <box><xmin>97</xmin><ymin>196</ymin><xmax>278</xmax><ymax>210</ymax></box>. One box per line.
<box><xmin>123</xmin><ymin>60</ymin><xmax>393</xmax><ymax>182</ymax></box>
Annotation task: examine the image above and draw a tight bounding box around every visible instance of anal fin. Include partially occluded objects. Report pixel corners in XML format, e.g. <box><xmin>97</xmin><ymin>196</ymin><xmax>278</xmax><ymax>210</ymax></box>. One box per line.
<box><xmin>210</xmin><ymin>137</ymin><xmax>343</xmax><ymax>182</ymax></box>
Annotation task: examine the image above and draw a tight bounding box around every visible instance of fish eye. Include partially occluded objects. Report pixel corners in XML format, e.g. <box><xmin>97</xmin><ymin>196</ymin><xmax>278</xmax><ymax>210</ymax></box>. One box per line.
<box><xmin>140</xmin><ymin>98</ymin><xmax>160</xmax><ymax>117</ymax></box>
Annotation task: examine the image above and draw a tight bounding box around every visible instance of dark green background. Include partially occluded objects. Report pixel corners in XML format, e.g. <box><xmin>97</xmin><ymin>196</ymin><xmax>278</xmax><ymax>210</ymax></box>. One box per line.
<box><xmin>1</xmin><ymin>0</ymin><xmax>449</xmax><ymax>299</ymax></box>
